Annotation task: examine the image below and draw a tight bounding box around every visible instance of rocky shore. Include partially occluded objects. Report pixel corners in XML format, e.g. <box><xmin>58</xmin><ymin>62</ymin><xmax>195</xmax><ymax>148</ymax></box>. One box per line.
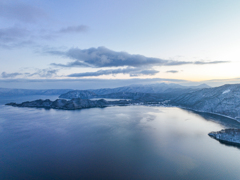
<box><xmin>209</xmin><ymin>129</ymin><xmax>240</xmax><ymax>145</ymax></box>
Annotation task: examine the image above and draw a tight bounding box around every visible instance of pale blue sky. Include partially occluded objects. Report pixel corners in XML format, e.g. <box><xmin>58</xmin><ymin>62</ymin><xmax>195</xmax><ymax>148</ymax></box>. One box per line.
<box><xmin>1</xmin><ymin>0</ymin><xmax>240</xmax><ymax>87</ymax></box>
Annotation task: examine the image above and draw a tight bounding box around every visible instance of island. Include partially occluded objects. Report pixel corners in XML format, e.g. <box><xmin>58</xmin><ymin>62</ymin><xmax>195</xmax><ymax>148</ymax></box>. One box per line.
<box><xmin>208</xmin><ymin>129</ymin><xmax>240</xmax><ymax>146</ymax></box>
<box><xmin>6</xmin><ymin>98</ymin><xmax>132</xmax><ymax>110</ymax></box>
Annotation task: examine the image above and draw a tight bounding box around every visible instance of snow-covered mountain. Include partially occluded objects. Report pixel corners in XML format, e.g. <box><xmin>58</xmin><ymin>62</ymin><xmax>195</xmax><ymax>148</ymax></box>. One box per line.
<box><xmin>171</xmin><ymin>84</ymin><xmax>240</xmax><ymax>120</ymax></box>
<box><xmin>5</xmin><ymin>83</ymin><xmax>240</xmax><ymax>123</ymax></box>
<box><xmin>59</xmin><ymin>83</ymin><xmax>209</xmax><ymax>99</ymax></box>
<box><xmin>89</xmin><ymin>83</ymin><xmax>210</xmax><ymax>94</ymax></box>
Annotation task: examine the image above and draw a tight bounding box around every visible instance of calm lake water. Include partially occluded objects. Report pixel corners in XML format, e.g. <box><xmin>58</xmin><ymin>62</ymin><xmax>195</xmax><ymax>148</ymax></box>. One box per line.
<box><xmin>1</xmin><ymin>95</ymin><xmax>240</xmax><ymax>179</ymax></box>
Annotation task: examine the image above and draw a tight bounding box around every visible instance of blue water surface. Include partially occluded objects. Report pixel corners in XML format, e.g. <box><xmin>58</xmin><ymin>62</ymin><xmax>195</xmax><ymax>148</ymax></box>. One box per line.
<box><xmin>1</xmin><ymin>95</ymin><xmax>240</xmax><ymax>180</ymax></box>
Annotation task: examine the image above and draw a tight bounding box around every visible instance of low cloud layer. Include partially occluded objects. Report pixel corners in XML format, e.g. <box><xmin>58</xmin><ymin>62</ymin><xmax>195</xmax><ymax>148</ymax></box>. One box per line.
<box><xmin>0</xmin><ymin>78</ymin><xmax>190</xmax><ymax>89</ymax></box>
<box><xmin>26</xmin><ymin>69</ymin><xmax>58</xmax><ymax>78</ymax></box>
<box><xmin>1</xmin><ymin>69</ymin><xmax>58</xmax><ymax>79</ymax></box>
<box><xmin>166</xmin><ymin>70</ymin><xmax>178</xmax><ymax>73</ymax></box>
<box><xmin>193</xmin><ymin>61</ymin><xmax>229</xmax><ymax>65</ymax></box>
<box><xmin>1</xmin><ymin>72</ymin><xmax>22</xmax><ymax>78</ymax></box>
<box><xmin>68</xmin><ymin>68</ymin><xmax>159</xmax><ymax>77</ymax></box>
<box><xmin>49</xmin><ymin>47</ymin><xmax>229</xmax><ymax>68</ymax></box>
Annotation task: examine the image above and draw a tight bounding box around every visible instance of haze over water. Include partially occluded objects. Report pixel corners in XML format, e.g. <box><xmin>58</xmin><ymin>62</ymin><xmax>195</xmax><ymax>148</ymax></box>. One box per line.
<box><xmin>0</xmin><ymin>95</ymin><xmax>240</xmax><ymax>179</ymax></box>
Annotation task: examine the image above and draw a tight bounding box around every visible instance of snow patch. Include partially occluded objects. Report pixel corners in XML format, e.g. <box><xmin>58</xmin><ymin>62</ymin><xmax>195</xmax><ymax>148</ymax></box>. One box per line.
<box><xmin>222</xmin><ymin>89</ymin><xmax>230</xmax><ymax>94</ymax></box>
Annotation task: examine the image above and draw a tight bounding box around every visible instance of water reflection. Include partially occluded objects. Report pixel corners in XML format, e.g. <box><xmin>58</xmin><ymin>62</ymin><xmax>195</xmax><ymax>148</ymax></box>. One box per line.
<box><xmin>1</xmin><ymin>96</ymin><xmax>240</xmax><ymax>179</ymax></box>
<box><xmin>209</xmin><ymin>136</ymin><xmax>240</xmax><ymax>150</ymax></box>
<box><xmin>180</xmin><ymin>108</ymin><xmax>240</xmax><ymax>129</ymax></box>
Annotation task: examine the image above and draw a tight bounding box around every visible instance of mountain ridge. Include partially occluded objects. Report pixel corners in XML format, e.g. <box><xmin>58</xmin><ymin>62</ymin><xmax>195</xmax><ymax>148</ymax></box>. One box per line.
<box><xmin>59</xmin><ymin>83</ymin><xmax>209</xmax><ymax>99</ymax></box>
<box><xmin>170</xmin><ymin>84</ymin><xmax>240</xmax><ymax>121</ymax></box>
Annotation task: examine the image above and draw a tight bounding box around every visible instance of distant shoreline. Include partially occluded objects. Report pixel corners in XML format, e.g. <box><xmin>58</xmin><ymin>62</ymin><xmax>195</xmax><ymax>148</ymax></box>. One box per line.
<box><xmin>175</xmin><ymin>106</ymin><xmax>240</xmax><ymax>123</ymax></box>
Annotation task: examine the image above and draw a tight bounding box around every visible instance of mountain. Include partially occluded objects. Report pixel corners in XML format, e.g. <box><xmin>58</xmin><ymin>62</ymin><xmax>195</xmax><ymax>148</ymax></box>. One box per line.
<box><xmin>188</xmin><ymin>83</ymin><xmax>210</xmax><ymax>89</ymax></box>
<box><xmin>59</xmin><ymin>90</ymin><xmax>97</xmax><ymax>99</ymax></box>
<box><xmin>89</xmin><ymin>83</ymin><xmax>210</xmax><ymax>94</ymax></box>
<box><xmin>6</xmin><ymin>83</ymin><xmax>240</xmax><ymax>123</ymax></box>
<box><xmin>59</xmin><ymin>83</ymin><xmax>209</xmax><ymax>99</ymax></box>
<box><xmin>171</xmin><ymin>84</ymin><xmax>240</xmax><ymax>120</ymax></box>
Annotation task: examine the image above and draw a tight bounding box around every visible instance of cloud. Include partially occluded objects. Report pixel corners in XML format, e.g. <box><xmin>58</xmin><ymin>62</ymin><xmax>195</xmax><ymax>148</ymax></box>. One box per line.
<box><xmin>0</xmin><ymin>26</ymin><xmax>29</xmax><ymax>43</ymax></box>
<box><xmin>0</xmin><ymin>26</ymin><xmax>42</xmax><ymax>48</ymax></box>
<box><xmin>0</xmin><ymin>78</ymin><xmax>190</xmax><ymax>89</ymax></box>
<box><xmin>166</xmin><ymin>70</ymin><xmax>178</xmax><ymax>73</ymax></box>
<box><xmin>59</xmin><ymin>25</ymin><xmax>89</xmax><ymax>33</ymax></box>
<box><xmin>0</xmin><ymin>24</ymin><xmax>89</xmax><ymax>49</ymax></box>
<box><xmin>130</xmin><ymin>69</ymin><xmax>159</xmax><ymax>77</ymax></box>
<box><xmin>0</xmin><ymin>1</ymin><xmax>47</xmax><ymax>23</ymax></box>
<box><xmin>67</xmin><ymin>67</ymin><xmax>159</xmax><ymax>77</ymax></box>
<box><xmin>0</xmin><ymin>26</ymin><xmax>40</xmax><ymax>49</ymax></box>
<box><xmin>51</xmin><ymin>60</ymin><xmax>90</xmax><ymax>68</ymax></box>
<box><xmin>1</xmin><ymin>72</ymin><xmax>22</xmax><ymax>78</ymax></box>
<box><xmin>1</xmin><ymin>69</ymin><xmax>58</xmax><ymax>79</ymax></box>
<box><xmin>2</xmin><ymin>77</ymin><xmax>239</xmax><ymax>89</ymax></box>
<box><xmin>27</xmin><ymin>69</ymin><xmax>58</xmax><ymax>78</ymax></box>
<box><xmin>49</xmin><ymin>47</ymin><xmax>229</xmax><ymax>68</ymax></box>
<box><xmin>193</xmin><ymin>61</ymin><xmax>229</xmax><ymax>65</ymax></box>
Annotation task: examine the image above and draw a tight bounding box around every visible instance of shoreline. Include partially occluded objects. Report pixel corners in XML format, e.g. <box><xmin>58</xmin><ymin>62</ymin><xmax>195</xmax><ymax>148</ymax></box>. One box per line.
<box><xmin>4</xmin><ymin>96</ymin><xmax>240</xmax><ymax>124</ymax></box>
<box><xmin>163</xmin><ymin>104</ymin><xmax>240</xmax><ymax>123</ymax></box>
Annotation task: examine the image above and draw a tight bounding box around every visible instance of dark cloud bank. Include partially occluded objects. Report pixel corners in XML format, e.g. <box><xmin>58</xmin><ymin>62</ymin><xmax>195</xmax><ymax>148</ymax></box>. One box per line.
<box><xmin>1</xmin><ymin>72</ymin><xmax>22</xmax><ymax>78</ymax></box>
<box><xmin>68</xmin><ymin>68</ymin><xmax>159</xmax><ymax>77</ymax></box>
<box><xmin>50</xmin><ymin>47</ymin><xmax>229</xmax><ymax>68</ymax></box>
<box><xmin>49</xmin><ymin>47</ymin><xmax>229</xmax><ymax>77</ymax></box>
<box><xmin>50</xmin><ymin>47</ymin><xmax>189</xmax><ymax>68</ymax></box>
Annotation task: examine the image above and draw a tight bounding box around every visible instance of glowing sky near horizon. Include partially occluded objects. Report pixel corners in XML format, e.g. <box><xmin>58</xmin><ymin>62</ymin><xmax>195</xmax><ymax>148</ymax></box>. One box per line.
<box><xmin>1</xmin><ymin>0</ymin><xmax>240</xmax><ymax>83</ymax></box>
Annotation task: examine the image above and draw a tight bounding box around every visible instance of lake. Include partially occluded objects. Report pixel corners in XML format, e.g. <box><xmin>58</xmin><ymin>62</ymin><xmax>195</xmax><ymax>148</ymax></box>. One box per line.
<box><xmin>1</xmin><ymin>95</ymin><xmax>240</xmax><ymax>179</ymax></box>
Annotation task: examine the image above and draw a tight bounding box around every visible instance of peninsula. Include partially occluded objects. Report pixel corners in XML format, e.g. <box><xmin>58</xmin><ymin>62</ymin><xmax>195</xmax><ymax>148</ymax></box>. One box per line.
<box><xmin>209</xmin><ymin>129</ymin><xmax>240</xmax><ymax>146</ymax></box>
<box><xmin>6</xmin><ymin>98</ymin><xmax>131</xmax><ymax>110</ymax></box>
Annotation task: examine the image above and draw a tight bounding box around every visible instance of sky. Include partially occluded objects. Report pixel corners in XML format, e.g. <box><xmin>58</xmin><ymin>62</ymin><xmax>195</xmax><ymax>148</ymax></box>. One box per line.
<box><xmin>1</xmin><ymin>0</ymin><xmax>240</xmax><ymax>88</ymax></box>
